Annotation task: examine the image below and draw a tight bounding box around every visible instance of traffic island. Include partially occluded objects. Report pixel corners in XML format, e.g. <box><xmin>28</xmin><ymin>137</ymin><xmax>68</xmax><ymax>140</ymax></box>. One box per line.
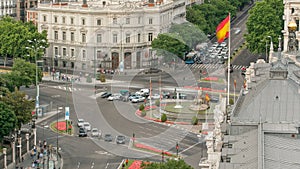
<box><xmin>50</xmin><ymin>121</ymin><xmax>73</xmax><ymax>135</ymax></box>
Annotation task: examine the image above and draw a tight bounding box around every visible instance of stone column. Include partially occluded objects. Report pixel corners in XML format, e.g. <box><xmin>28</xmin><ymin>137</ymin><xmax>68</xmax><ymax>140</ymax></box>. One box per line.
<box><xmin>18</xmin><ymin>136</ymin><xmax>22</xmax><ymax>162</ymax></box>
<box><xmin>3</xmin><ymin>148</ymin><xmax>7</xmax><ymax>169</ymax></box>
<box><xmin>11</xmin><ymin>140</ymin><xmax>15</xmax><ymax>163</ymax></box>
<box><xmin>26</xmin><ymin>133</ymin><xmax>30</xmax><ymax>153</ymax></box>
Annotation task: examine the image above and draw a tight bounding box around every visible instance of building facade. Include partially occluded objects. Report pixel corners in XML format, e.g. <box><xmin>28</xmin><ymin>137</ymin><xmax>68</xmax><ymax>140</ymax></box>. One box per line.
<box><xmin>0</xmin><ymin>0</ymin><xmax>17</xmax><ymax>18</ymax></box>
<box><xmin>27</xmin><ymin>0</ymin><xmax>186</xmax><ymax>73</ymax></box>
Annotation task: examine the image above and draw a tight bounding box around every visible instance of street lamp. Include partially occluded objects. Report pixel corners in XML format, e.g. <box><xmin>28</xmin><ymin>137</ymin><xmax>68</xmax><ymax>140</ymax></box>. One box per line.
<box><xmin>26</xmin><ymin>39</ymin><xmax>46</xmax><ymax>118</ymax></box>
<box><xmin>56</xmin><ymin>106</ymin><xmax>63</xmax><ymax>160</ymax></box>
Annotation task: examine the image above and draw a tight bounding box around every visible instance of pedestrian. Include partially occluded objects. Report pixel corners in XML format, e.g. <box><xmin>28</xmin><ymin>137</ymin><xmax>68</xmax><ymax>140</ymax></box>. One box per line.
<box><xmin>125</xmin><ymin>159</ymin><xmax>129</xmax><ymax>166</ymax></box>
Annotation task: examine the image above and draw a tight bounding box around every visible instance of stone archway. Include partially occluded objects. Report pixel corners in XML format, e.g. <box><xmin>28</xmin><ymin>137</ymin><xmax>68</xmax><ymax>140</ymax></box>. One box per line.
<box><xmin>124</xmin><ymin>52</ymin><xmax>132</xmax><ymax>69</ymax></box>
<box><xmin>111</xmin><ymin>52</ymin><xmax>119</xmax><ymax>70</ymax></box>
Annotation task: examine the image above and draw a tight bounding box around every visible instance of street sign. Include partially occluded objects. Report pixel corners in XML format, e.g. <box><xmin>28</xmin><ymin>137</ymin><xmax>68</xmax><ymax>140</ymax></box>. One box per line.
<box><xmin>65</xmin><ymin>107</ymin><xmax>70</xmax><ymax>120</ymax></box>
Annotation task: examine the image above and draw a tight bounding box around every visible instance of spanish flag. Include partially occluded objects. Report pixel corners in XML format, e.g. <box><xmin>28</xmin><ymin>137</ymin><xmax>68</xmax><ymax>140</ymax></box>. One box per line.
<box><xmin>216</xmin><ymin>15</ymin><xmax>230</xmax><ymax>43</ymax></box>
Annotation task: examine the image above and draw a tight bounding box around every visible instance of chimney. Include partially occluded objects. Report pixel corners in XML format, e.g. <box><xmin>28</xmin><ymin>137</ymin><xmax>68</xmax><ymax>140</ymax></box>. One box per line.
<box><xmin>82</xmin><ymin>0</ymin><xmax>88</xmax><ymax>7</ymax></box>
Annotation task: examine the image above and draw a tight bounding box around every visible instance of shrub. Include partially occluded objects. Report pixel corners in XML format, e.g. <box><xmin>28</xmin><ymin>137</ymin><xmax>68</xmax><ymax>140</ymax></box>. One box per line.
<box><xmin>229</xmin><ymin>98</ymin><xmax>234</xmax><ymax>105</ymax></box>
<box><xmin>139</xmin><ymin>104</ymin><xmax>145</xmax><ymax>111</ymax></box>
<box><xmin>155</xmin><ymin>100</ymin><xmax>160</xmax><ymax>107</ymax></box>
<box><xmin>161</xmin><ymin>113</ymin><xmax>167</xmax><ymax>122</ymax></box>
<box><xmin>99</xmin><ymin>74</ymin><xmax>106</xmax><ymax>82</ymax></box>
<box><xmin>191</xmin><ymin>116</ymin><xmax>198</xmax><ymax>125</ymax></box>
<box><xmin>86</xmin><ymin>76</ymin><xmax>92</xmax><ymax>83</ymax></box>
<box><xmin>141</xmin><ymin>110</ymin><xmax>146</xmax><ymax>117</ymax></box>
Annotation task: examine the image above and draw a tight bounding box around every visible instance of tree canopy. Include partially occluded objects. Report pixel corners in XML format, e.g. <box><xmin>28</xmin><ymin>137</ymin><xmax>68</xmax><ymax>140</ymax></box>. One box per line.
<box><xmin>0</xmin><ymin>101</ymin><xmax>18</xmax><ymax>141</ymax></box>
<box><xmin>0</xmin><ymin>16</ymin><xmax>48</xmax><ymax>62</ymax></box>
<box><xmin>141</xmin><ymin>159</ymin><xmax>194</xmax><ymax>169</ymax></box>
<box><xmin>245</xmin><ymin>0</ymin><xmax>283</xmax><ymax>54</ymax></box>
<box><xmin>151</xmin><ymin>33</ymin><xmax>190</xmax><ymax>62</ymax></box>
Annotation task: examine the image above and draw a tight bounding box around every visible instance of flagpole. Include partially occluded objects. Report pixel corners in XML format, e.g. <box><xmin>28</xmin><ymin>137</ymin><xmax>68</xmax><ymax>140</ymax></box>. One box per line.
<box><xmin>150</xmin><ymin>77</ymin><xmax>152</xmax><ymax>119</ymax></box>
<box><xmin>227</xmin><ymin>13</ymin><xmax>231</xmax><ymax>106</ymax></box>
<box><xmin>159</xmin><ymin>75</ymin><xmax>162</xmax><ymax>114</ymax></box>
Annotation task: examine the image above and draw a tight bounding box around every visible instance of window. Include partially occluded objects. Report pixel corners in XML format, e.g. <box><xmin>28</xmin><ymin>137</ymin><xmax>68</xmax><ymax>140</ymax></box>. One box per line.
<box><xmin>70</xmin><ymin>17</ymin><xmax>74</xmax><ymax>25</ymax></box>
<box><xmin>43</xmin><ymin>15</ymin><xmax>46</xmax><ymax>22</ymax></box>
<box><xmin>62</xmin><ymin>16</ymin><xmax>65</xmax><ymax>23</ymax></box>
<box><xmin>54</xmin><ymin>31</ymin><xmax>58</xmax><ymax>40</ymax></box>
<box><xmin>54</xmin><ymin>47</ymin><xmax>58</xmax><ymax>56</ymax></box>
<box><xmin>97</xmin><ymin>19</ymin><xmax>101</xmax><ymax>25</ymax></box>
<box><xmin>126</xmin><ymin>18</ymin><xmax>130</xmax><ymax>24</ymax></box>
<box><xmin>113</xmin><ymin>18</ymin><xmax>117</xmax><ymax>24</ymax></box>
<box><xmin>82</xmin><ymin>18</ymin><xmax>85</xmax><ymax>25</ymax></box>
<box><xmin>126</xmin><ymin>34</ymin><xmax>130</xmax><ymax>43</ymax></box>
<box><xmin>70</xmin><ymin>32</ymin><xmax>74</xmax><ymax>42</ymax></box>
<box><xmin>113</xmin><ymin>34</ymin><xmax>117</xmax><ymax>43</ymax></box>
<box><xmin>62</xmin><ymin>31</ymin><xmax>66</xmax><ymax>41</ymax></box>
<box><xmin>62</xmin><ymin>48</ymin><xmax>67</xmax><ymax>56</ymax></box>
<box><xmin>148</xmin><ymin>33</ymin><xmax>153</xmax><ymax>41</ymax></box>
<box><xmin>97</xmin><ymin>50</ymin><xmax>102</xmax><ymax>59</ymax></box>
<box><xmin>82</xmin><ymin>33</ymin><xmax>86</xmax><ymax>43</ymax></box>
<box><xmin>149</xmin><ymin>18</ymin><xmax>153</xmax><ymax>24</ymax></box>
<box><xmin>71</xmin><ymin>49</ymin><xmax>75</xmax><ymax>57</ymax></box>
<box><xmin>138</xmin><ymin>17</ymin><xmax>141</xmax><ymax>24</ymax></box>
<box><xmin>137</xmin><ymin>33</ymin><xmax>141</xmax><ymax>42</ymax></box>
<box><xmin>97</xmin><ymin>34</ymin><xmax>102</xmax><ymax>43</ymax></box>
<box><xmin>82</xmin><ymin>50</ymin><xmax>86</xmax><ymax>60</ymax></box>
<box><xmin>54</xmin><ymin>16</ymin><xmax>58</xmax><ymax>23</ymax></box>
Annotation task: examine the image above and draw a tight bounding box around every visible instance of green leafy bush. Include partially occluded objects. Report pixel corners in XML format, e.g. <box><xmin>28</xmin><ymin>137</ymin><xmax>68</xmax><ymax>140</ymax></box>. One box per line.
<box><xmin>155</xmin><ymin>100</ymin><xmax>160</xmax><ymax>107</ymax></box>
<box><xmin>99</xmin><ymin>74</ymin><xmax>106</xmax><ymax>82</ymax></box>
<box><xmin>139</xmin><ymin>104</ymin><xmax>145</xmax><ymax>111</ymax></box>
<box><xmin>229</xmin><ymin>98</ymin><xmax>234</xmax><ymax>105</ymax></box>
<box><xmin>141</xmin><ymin>110</ymin><xmax>146</xmax><ymax>117</ymax></box>
<box><xmin>191</xmin><ymin>116</ymin><xmax>198</xmax><ymax>125</ymax></box>
<box><xmin>161</xmin><ymin>113</ymin><xmax>167</xmax><ymax>122</ymax></box>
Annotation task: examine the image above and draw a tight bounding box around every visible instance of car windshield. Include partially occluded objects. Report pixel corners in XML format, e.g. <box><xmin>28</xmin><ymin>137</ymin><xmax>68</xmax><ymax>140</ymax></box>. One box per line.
<box><xmin>117</xmin><ymin>136</ymin><xmax>125</xmax><ymax>140</ymax></box>
<box><xmin>92</xmin><ymin>129</ymin><xmax>98</xmax><ymax>132</ymax></box>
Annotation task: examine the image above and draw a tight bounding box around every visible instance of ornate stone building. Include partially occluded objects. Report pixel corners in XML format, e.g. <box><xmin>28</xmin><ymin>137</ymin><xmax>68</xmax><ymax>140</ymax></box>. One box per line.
<box><xmin>0</xmin><ymin>0</ymin><xmax>17</xmax><ymax>18</ymax></box>
<box><xmin>27</xmin><ymin>0</ymin><xmax>187</xmax><ymax>73</ymax></box>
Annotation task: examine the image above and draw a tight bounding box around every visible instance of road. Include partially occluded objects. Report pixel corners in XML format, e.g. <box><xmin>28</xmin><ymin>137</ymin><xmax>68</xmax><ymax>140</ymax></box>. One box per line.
<box><xmin>23</xmin><ymin>81</ymin><xmax>206</xmax><ymax>168</ymax></box>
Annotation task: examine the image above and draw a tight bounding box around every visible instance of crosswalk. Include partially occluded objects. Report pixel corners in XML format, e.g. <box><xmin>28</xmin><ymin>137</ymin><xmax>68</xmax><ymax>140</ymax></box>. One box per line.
<box><xmin>185</xmin><ymin>64</ymin><xmax>247</xmax><ymax>70</ymax></box>
<box><xmin>50</xmin><ymin>85</ymin><xmax>83</xmax><ymax>92</ymax></box>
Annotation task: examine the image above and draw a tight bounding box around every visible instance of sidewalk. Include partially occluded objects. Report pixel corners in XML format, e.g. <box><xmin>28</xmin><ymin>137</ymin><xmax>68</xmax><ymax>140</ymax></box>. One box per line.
<box><xmin>7</xmin><ymin>111</ymin><xmax>63</xmax><ymax>169</ymax></box>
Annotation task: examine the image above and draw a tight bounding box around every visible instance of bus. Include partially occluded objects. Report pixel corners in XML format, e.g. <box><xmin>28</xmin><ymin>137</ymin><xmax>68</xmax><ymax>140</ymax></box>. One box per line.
<box><xmin>184</xmin><ymin>51</ymin><xmax>197</xmax><ymax>64</ymax></box>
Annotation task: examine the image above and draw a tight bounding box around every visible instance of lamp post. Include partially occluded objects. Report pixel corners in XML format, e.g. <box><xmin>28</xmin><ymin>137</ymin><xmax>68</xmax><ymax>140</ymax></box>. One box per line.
<box><xmin>56</xmin><ymin>106</ymin><xmax>63</xmax><ymax>160</ymax></box>
<box><xmin>26</xmin><ymin>39</ymin><xmax>46</xmax><ymax>118</ymax></box>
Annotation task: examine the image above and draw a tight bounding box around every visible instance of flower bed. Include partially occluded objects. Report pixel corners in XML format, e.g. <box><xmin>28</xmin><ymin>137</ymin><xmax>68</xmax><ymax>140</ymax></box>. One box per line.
<box><xmin>134</xmin><ymin>143</ymin><xmax>173</xmax><ymax>156</ymax></box>
<box><xmin>203</xmin><ymin>77</ymin><xmax>219</xmax><ymax>81</ymax></box>
<box><xmin>55</xmin><ymin>121</ymin><xmax>72</xmax><ymax>131</ymax></box>
<box><xmin>128</xmin><ymin>160</ymin><xmax>142</xmax><ymax>169</ymax></box>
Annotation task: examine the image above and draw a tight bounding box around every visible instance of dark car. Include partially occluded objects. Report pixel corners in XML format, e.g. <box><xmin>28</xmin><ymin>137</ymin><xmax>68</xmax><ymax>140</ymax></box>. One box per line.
<box><xmin>78</xmin><ymin>127</ymin><xmax>87</xmax><ymax>137</ymax></box>
<box><xmin>144</xmin><ymin>68</ymin><xmax>162</xmax><ymax>74</ymax></box>
<box><xmin>116</xmin><ymin>135</ymin><xmax>126</xmax><ymax>144</ymax></box>
<box><xmin>101</xmin><ymin>92</ymin><xmax>112</xmax><ymax>98</ymax></box>
<box><xmin>104</xmin><ymin>134</ymin><xmax>113</xmax><ymax>142</ymax></box>
<box><xmin>171</xmin><ymin>93</ymin><xmax>187</xmax><ymax>99</ymax></box>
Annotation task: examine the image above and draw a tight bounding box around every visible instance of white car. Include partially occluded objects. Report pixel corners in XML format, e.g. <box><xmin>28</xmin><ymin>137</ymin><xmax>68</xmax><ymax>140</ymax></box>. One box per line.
<box><xmin>83</xmin><ymin>122</ymin><xmax>91</xmax><ymax>131</ymax></box>
<box><xmin>107</xmin><ymin>93</ymin><xmax>122</xmax><ymax>101</ymax></box>
<box><xmin>131</xmin><ymin>96</ymin><xmax>146</xmax><ymax>103</ymax></box>
<box><xmin>220</xmin><ymin>42</ymin><xmax>227</xmax><ymax>47</ymax></box>
<box><xmin>77</xmin><ymin>119</ymin><xmax>84</xmax><ymax>127</ymax></box>
<box><xmin>148</xmin><ymin>94</ymin><xmax>161</xmax><ymax>100</ymax></box>
<box><xmin>91</xmin><ymin>128</ymin><xmax>101</xmax><ymax>137</ymax></box>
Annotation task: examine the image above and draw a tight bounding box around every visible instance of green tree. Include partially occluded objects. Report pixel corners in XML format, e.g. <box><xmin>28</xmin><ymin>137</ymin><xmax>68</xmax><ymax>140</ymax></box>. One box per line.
<box><xmin>169</xmin><ymin>23</ymin><xmax>207</xmax><ymax>49</ymax></box>
<box><xmin>151</xmin><ymin>34</ymin><xmax>190</xmax><ymax>62</ymax></box>
<box><xmin>161</xmin><ymin>113</ymin><xmax>167</xmax><ymax>122</ymax></box>
<box><xmin>142</xmin><ymin>159</ymin><xmax>193</xmax><ymax>169</ymax></box>
<box><xmin>245</xmin><ymin>0</ymin><xmax>283</xmax><ymax>54</ymax></box>
<box><xmin>1</xmin><ymin>88</ymin><xmax>34</xmax><ymax>129</ymax></box>
<box><xmin>0</xmin><ymin>16</ymin><xmax>48</xmax><ymax>64</ymax></box>
<box><xmin>0</xmin><ymin>101</ymin><xmax>18</xmax><ymax>141</ymax></box>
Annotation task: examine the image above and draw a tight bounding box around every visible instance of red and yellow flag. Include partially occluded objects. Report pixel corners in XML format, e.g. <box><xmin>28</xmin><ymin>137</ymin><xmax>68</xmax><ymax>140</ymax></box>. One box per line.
<box><xmin>216</xmin><ymin>15</ymin><xmax>230</xmax><ymax>43</ymax></box>
<box><xmin>205</xmin><ymin>93</ymin><xmax>210</xmax><ymax>102</ymax></box>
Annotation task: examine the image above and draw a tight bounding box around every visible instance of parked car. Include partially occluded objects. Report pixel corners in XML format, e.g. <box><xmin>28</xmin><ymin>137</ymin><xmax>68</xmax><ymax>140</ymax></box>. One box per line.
<box><xmin>77</xmin><ymin>119</ymin><xmax>85</xmax><ymax>128</ymax></box>
<box><xmin>116</xmin><ymin>135</ymin><xmax>126</xmax><ymax>144</ymax></box>
<box><xmin>136</xmin><ymin>88</ymin><xmax>150</xmax><ymax>96</ymax></box>
<box><xmin>78</xmin><ymin>127</ymin><xmax>87</xmax><ymax>137</ymax></box>
<box><xmin>148</xmin><ymin>94</ymin><xmax>161</xmax><ymax>100</ymax></box>
<box><xmin>104</xmin><ymin>134</ymin><xmax>113</xmax><ymax>142</ymax></box>
<box><xmin>101</xmin><ymin>92</ymin><xmax>112</xmax><ymax>98</ymax></box>
<box><xmin>131</xmin><ymin>96</ymin><xmax>146</xmax><ymax>103</ymax></box>
<box><xmin>91</xmin><ymin>128</ymin><xmax>101</xmax><ymax>137</ymax></box>
<box><xmin>107</xmin><ymin>93</ymin><xmax>122</xmax><ymax>101</ymax></box>
<box><xmin>83</xmin><ymin>122</ymin><xmax>91</xmax><ymax>131</ymax></box>
<box><xmin>144</xmin><ymin>68</ymin><xmax>162</xmax><ymax>74</ymax></box>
